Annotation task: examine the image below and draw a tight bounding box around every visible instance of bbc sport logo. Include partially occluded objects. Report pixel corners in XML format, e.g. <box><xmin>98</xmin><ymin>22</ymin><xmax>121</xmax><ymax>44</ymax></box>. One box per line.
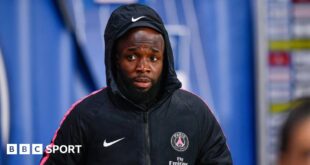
<box><xmin>6</xmin><ymin>144</ymin><xmax>82</xmax><ymax>155</ymax></box>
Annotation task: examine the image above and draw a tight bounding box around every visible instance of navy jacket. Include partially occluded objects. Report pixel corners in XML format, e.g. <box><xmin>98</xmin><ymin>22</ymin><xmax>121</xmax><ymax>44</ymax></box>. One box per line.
<box><xmin>40</xmin><ymin>4</ymin><xmax>232</xmax><ymax>165</ymax></box>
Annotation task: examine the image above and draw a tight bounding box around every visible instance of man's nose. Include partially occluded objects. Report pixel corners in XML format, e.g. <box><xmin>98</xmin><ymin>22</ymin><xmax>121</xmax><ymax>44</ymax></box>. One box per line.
<box><xmin>136</xmin><ymin>58</ymin><xmax>150</xmax><ymax>73</ymax></box>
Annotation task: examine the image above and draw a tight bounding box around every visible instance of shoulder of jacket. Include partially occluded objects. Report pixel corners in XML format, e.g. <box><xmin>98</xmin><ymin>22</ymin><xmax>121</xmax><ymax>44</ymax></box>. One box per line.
<box><xmin>71</xmin><ymin>88</ymin><xmax>108</xmax><ymax>114</ymax></box>
<box><xmin>173</xmin><ymin>89</ymin><xmax>207</xmax><ymax>105</ymax></box>
<box><xmin>172</xmin><ymin>89</ymin><xmax>213</xmax><ymax>114</ymax></box>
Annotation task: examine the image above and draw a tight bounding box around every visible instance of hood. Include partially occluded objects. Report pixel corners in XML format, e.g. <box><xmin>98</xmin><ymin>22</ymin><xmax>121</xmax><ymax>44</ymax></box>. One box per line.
<box><xmin>104</xmin><ymin>4</ymin><xmax>181</xmax><ymax>101</ymax></box>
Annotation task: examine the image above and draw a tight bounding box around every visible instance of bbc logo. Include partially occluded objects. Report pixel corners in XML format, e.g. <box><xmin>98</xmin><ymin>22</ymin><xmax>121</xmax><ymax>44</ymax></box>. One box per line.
<box><xmin>7</xmin><ymin>144</ymin><xmax>43</xmax><ymax>155</ymax></box>
<box><xmin>7</xmin><ymin>144</ymin><xmax>82</xmax><ymax>155</ymax></box>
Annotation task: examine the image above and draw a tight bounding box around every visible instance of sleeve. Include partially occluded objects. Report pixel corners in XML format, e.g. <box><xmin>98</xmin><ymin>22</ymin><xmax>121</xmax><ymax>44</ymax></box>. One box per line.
<box><xmin>196</xmin><ymin>104</ymin><xmax>233</xmax><ymax>165</ymax></box>
<box><xmin>40</xmin><ymin>105</ymin><xmax>87</xmax><ymax>165</ymax></box>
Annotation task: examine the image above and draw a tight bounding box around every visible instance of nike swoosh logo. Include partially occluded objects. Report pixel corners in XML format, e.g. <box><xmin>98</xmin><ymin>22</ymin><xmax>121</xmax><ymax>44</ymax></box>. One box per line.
<box><xmin>131</xmin><ymin>16</ymin><xmax>146</xmax><ymax>22</ymax></box>
<box><xmin>103</xmin><ymin>137</ymin><xmax>125</xmax><ymax>147</ymax></box>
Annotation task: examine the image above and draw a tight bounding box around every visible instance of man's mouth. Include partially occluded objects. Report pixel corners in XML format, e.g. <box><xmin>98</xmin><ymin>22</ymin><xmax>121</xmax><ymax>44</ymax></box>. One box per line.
<box><xmin>133</xmin><ymin>77</ymin><xmax>152</xmax><ymax>89</ymax></box>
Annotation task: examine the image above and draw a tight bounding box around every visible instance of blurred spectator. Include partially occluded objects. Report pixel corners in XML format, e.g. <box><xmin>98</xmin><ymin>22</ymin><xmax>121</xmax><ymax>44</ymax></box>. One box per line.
<box><xmin>278</xmin><ymin>98</ymin><xmax>310</xmax><ymax>165</ymax></box>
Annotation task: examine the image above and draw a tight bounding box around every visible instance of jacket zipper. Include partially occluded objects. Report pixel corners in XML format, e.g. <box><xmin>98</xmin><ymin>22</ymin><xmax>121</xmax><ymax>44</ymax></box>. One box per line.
<box><xmin>143</xmin><ymin>112</ymin><xmax>151</xmax><ymax>165</ymax></box>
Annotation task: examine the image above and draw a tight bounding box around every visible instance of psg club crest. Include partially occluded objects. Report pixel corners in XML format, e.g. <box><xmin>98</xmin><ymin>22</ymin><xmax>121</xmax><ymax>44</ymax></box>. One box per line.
<box><xmin>171</xmin><ymin>132</ymin><xmax>189</xmax><ymax>152</ymax></box>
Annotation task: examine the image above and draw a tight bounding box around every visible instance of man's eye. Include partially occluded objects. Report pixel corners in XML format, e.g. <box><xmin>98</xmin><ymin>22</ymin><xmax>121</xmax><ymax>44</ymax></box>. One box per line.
<box><xmin>127</xmin><ymin>55</ymin><xmax>136</xmax><ymax>61</ymax></box>
<box><xmin>150</xmin><ymin>56</ymin><xmax>158</xmax><ymax>62</ymax></box>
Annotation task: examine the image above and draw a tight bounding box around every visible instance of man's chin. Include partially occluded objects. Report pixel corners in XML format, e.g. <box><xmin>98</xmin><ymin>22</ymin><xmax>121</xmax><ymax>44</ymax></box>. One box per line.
<box><xmin>133</xmin><ymin>86</ymin><xmax>151</xmax><ymax>93</ymax></box>
<box><xmin>116</xmin><ymin>74</ymin><xmax>161</xmax><ymax>104</ymax></box>
<box><xmin>127</xmin><ymin>86</ymin><xmax>153</xmax><ymax>103</ymax></box>
<box><xmin>132</xmin><ymin>81</ymin><xmax>152</xmax><ymax>90</ymax></box>
<box><xmin>129</xmin><ymin>83</ymin><xmax>157</xmax><ymax>97</ymax></box>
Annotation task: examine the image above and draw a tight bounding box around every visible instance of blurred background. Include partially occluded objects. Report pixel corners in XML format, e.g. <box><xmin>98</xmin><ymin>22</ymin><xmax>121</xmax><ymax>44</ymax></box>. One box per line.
<box><xmin>0</xmin><ymin>0</ymin><xmax>310</xmax><ymax>164</ymax></box>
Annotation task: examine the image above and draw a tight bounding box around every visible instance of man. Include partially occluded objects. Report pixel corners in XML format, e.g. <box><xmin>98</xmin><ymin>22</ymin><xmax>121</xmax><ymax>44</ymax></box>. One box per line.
<box><xmin>40</xmin><ymin>4</ymin><xmax>232</xmax><ymax>165</ymax></box>
<box><xmin>278</xmin><ymin>99</ymin><xmax>310</xmax><ymax>165</ymax></box>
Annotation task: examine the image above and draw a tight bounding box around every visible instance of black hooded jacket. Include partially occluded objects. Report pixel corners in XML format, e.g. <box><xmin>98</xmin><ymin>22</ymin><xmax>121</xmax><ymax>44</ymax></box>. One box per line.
<box><xmin>40</xmin><ymin>4</ymin><xmax>232</xmax><ymax>165</ymax></box>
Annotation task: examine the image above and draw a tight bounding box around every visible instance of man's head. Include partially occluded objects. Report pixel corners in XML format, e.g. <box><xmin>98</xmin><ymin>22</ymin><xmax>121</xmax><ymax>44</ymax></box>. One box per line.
<box><xmin>116</xmin><ymin>27</ymin><xmax>164</xmax><ymax>92</ymax></box>
<box><xmin>278</xmin><ymin>100</ymin><xmax>310</xmax><ymax>165</ymax></box>
<box><xmin>104</xmin><ymin>4</ymin><xmax>181</xmax><ymax>106</ymax></box>
<box><xmin>114</xmin><ymin>27</ymin><xmax>164</xmax><ymax>104</ymax></box>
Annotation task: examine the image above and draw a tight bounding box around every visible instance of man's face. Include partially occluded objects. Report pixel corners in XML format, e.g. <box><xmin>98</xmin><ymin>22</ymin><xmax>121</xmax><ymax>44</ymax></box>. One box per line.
<box><xmin>116</xmin><ymin>27</ymin><xmax>164</xmax><ymax>92</ymax></box>
<box><xmin>279</xmin><ymin>118</ymin><xmax>310</xmax><ymax>165</ymax></box>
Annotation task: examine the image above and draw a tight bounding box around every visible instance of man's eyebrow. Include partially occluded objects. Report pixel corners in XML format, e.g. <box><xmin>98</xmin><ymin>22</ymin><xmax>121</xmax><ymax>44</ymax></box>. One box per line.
<box><xmin>127</xmin><ymin>47</ymin><xmax>137</xmax><ymax>51</ymax></box>
<box><xmin>151</xmin><ymin>47</ymin><xmax>160</xmax><ymax>52</ymax></box>
<box><xmin>127</xmin><ymin>47</ymin><xmax>160</xmax><ymax>52</ymax></box>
